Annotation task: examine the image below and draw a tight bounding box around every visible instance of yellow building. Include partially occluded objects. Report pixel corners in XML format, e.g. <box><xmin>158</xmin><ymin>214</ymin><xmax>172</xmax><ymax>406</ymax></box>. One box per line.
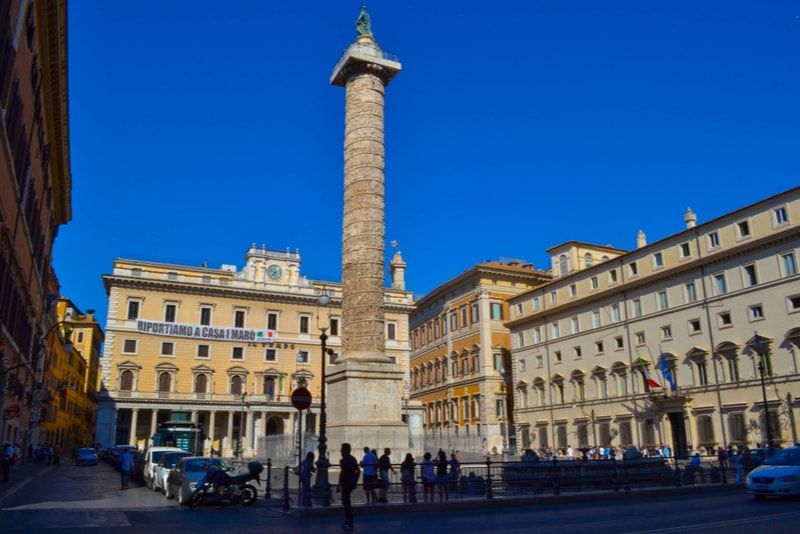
<box><xmin>507</xmin><ymin>186</ymin><xmax>800</xmax><ymax>457</ymax></box>
<box><xmin>97</xmin><ymin>245</ymin><xmax>414</xmax><ymax>458</ymax></box>
<box><xmin>409</xmin><ymin>261</ymin><xmax>551</xmax><ymax>458</ymax></box>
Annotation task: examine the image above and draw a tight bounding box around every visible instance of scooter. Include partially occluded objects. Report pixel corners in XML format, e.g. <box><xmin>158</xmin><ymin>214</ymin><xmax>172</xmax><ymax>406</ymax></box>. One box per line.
<box><xmin>189</xmin><ymin>460</ymin><xmax>263</xmax><ymax>508</ymax></box>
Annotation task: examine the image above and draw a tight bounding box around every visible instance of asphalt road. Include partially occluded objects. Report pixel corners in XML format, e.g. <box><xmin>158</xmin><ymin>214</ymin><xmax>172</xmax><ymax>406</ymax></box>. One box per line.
<box><xmin>1</xmin><ymin>461</ymin><xmax>798</xmax><ymax>533</ymax></box>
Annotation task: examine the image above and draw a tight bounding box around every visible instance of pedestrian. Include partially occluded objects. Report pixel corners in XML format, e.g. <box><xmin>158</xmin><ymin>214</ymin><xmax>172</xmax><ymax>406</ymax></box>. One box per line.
<box><xmin>337</xmin><ymin>443</ymin><xmax>360</xmax><ymax>531</ymax></box>
<box><xmin>400</xmin><ymin>453</ymin><xmax>416</xmax><ymax>503</ymax></box>
<box><xmin>120</xmin><ymin>448</ymin><xmax>134</xmax><ymax>489</ymax></box>
<box><xmin>448</xmin><ymin>451</ymin><xmax>460</xmax><ymax>492</ymax></box>
<box><xmin>300</xmin><ymin>451</ymin><xmax>316</xmax><ymax>507</ymax></box>
<box><xmin>359</xmin><ymin>446</ymin><xmax>378</xmax><ymax>504</ymax></box>
<box><xmin>421</xmin><ymin>452</ymin><xmax>436</xmax><ymax>502</ymax></box>
<box><xmin>377</xmin><ymin>447</ymin><xmax>394</xmax><ymax>503</ymax></box>
<box><xmin>435</xmin><ymin>449</ymin><xmax>449</xmax><ymax>501</ymax></box>
<box><xmin>53</xmin><ymin>445</ymin><xmax>61</xmax><ymax>468</ymax></box>
<box><xmin>1</xmin><ymin>441</ymin><xmax>12</xmax><ymax>483</ymax></box>
<box><xmin>717</xmin><ymin>446</ymin><xmax>728</xmax><ymax>469</ymax></box>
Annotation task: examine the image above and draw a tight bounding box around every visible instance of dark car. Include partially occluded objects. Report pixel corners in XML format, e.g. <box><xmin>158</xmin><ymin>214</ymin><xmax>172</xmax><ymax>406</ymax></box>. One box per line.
<box><xmin>108</xmin><ymin>445</ymin><xmax>137</xmax><ymax>468</ymax></box>
<box><xmin>166</xmin><ymin>457</ymin><xmax>234</xmax><ymax>506</ymax></box>
<box><xmin>75</xmin><ymin>448</ymin><xmax>99</xmax><ymax>466</ymax></box>
<box><xmin>131</xmin><ymin>450</ymin><xmax>146</xmax><ymax>483</ymax></box>
<box><xmin>154</xmin><ymin>451</ymin><xmax>192</xmax><ymax>494</ymax></box>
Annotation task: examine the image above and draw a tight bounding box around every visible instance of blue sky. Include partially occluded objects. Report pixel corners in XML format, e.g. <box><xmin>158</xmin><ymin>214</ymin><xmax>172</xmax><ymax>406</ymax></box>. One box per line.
<box><xmin>56</xmin><ymin>1</ymin><xmax>799</xmax><ymax>326</ymax></box>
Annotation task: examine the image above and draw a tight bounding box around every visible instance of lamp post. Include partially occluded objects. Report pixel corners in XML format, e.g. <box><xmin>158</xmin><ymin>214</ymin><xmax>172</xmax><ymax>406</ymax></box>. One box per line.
<box><xmin>499</xmin><ymin>366</ymin><xmax>509</xmax><ymax>462</ymax></box>
<box><xmin>238</xmin><ymin>390</ymin><xmax>247</xmax><ymax>465</ymax></box>
<box><xmin>312</xmin><ymin>290</ymin><xmax>333</xmax><ymax>506</ymax></box>
<box><xmin>753</xmin><ymin>333</ymin><xmax>774</xmax><ymax>454</ymax></box>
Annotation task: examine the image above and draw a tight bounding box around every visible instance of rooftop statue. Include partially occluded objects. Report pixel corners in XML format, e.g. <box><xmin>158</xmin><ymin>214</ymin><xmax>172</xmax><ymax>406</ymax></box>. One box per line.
<box><xmin>356</xmin><ymin>6</ymin><xmax>372</xmax><ymax>37</ymax></box>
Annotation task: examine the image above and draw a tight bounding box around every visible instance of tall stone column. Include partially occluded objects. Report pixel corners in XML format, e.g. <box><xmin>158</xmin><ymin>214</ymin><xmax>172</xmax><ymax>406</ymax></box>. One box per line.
<box><xmin>327</xmin><ymin>12</ymin><xmax>408</xmax><ymax>452</ymax></box>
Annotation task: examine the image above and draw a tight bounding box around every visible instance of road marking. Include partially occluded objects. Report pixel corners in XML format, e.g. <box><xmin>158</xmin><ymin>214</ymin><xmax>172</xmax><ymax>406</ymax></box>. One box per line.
<box><xmin>624</xmin><ymin>511</ymin><xmax>800</xmax><ymax>534</ymax></box>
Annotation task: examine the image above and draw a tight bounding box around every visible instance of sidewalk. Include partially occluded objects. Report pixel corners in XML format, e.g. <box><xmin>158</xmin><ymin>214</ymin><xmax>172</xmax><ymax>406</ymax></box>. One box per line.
<box><xmin>0</xmin><ymin>461</ymin><xmax>53</xmax><ymax>504</ymax></box>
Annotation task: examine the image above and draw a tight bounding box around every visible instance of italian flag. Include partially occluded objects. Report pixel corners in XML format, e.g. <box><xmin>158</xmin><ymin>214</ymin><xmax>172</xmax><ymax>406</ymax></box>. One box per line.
<box><xmin>58</xmin><ymin>379</ymin><xmax>68</xmax><ymax>398</ymax></box>
<box><xmin>637</xmin><ymin>356</ymin><xmax>661</xmax><ymax>389</ymax></box>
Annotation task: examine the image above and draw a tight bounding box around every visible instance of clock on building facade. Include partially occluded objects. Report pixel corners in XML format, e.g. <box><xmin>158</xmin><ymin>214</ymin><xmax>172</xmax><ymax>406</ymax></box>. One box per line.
<box><xmin>267</xmin><ymin>264</ymin><xmax>282</xmax><ymax>280</ymax></box>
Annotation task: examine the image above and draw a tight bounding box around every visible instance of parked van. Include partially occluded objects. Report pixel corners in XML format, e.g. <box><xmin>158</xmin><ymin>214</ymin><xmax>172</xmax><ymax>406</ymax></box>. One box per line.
<box><xmin>143</xmin><ymin>446</ymin><xmax>184</xmax><ymax>490</ymax></box>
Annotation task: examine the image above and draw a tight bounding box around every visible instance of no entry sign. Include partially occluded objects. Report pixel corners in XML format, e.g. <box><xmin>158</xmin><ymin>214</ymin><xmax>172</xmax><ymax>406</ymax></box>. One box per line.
<box><xmin>291</xmin><ymin>387</ymin><xmax>312</xmax><ymax>411</ymax></box>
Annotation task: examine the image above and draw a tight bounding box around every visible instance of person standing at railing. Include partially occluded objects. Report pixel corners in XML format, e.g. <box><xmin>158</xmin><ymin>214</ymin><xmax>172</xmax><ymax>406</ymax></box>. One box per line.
<box><xmin>400</xmin><ymin>453</ymin><xmax>416</xmax><ymax>503</ymax></box>
<box><xmin>421</xmin><ymin>452</ymin><xmax>436</xmax><ymax>502</ymax></box>
<box><xmin>435</xmin><ymin>449</ymin><xmax>449</xmax><ymax>501</ymax></box>
<box><xmin>377</xmin><ymin>448</ymin><xmax>394</xmax><ymax>503</ymax></box>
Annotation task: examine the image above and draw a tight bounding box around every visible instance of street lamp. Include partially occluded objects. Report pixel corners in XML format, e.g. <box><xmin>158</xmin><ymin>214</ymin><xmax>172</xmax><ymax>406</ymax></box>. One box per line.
<box><xmin>238</xmin><ymin>390</ymin><xmax>247</xmax><ymax>465</ymax></box>
<box><xmin>312</xmin><ymin>289</ymin><xmax>334</xmax><ymax>506</ymax></box>
<box><xmin>499</xmin><ymin>366</ymin><xmax>510</xmax><ymax>462</ymax></box>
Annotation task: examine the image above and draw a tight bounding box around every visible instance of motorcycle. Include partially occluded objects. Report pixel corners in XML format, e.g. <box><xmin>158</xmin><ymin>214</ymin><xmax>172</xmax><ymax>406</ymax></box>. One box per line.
<box><xmin>189</xmin><ymin>460</ymin><xmax>263</xmax><ymax>508</ymax></box>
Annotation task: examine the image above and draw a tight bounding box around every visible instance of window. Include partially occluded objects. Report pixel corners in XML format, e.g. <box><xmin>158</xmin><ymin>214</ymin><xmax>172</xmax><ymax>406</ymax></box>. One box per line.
<box><xmin>120</xmin><ymin>370</ymin><xmax>134</xmax><ymax>391</ymax></box>
<box><xmin>158</xmin><ymin>372</ymin><xmax>171</xmax><ymax>392</ymax></box>
<box><xmin>609</xmin><ymin>270</ymin><xmax>618</xmax><ymax>284</ymax></box>
<box><xmin>536</xmin><ymin>355</ymin><xmax>543</xmax><ymax>368</ymax></box>
<box><xmin>569</xmin><ymin>284</ymin><xmax>577</xmax><ymax>297</ymax></box>
<box><xmin>774</xmin><ymin>206</ymin><xmax>788</xmax><ymax>225</ymax></box>
<box><xmin>232</xmin><ymin>347</ymin><xmax>244</xmax><ymax>360</ymax></box>
<box><xmin>781</xmin><ymin>253</ymin><xmax>797</xmax><ymax>276</ymax></box>
<box><xmin>658</xmin><ymin>291</ymin><xmax>669</xmax><ymax>311</ymax></box>
<box><xmin>387</xmin><ymin>321</ymin><xmax>397</xmax><ymax>340</ymax></box>
<box><xmin>790</xmin><ymin>295</ymin><xmax>800</xmax><ymax>312</ymax></box>
<box><xmin>534</xmin><ymin>327</ymin><xmax>541</xmax><ymax>344</ymax></box>
<box><xmin>490</xmin><ymin>302</ymin><xmax>503</xmax><ymax>320</ymax></box>
<box><xmin>235</xmin><ymin>310</ymin><xmax>246</xmax><ymax>328</ymax></box>
<box><xmin>571</xmin><ymin>317</ymin><xmax>579</xmax><ymax>334</ymax></box>
<box><xmin>718</xmin><ymin>312</ymin><xmax>732</xmax><ymax>327</ymax></box>
<box><xmin>708</xmin><ymin>231</ymin><xmax>720</xmax><ymax>248</ymax></box>
<box><xmin>661</xmin><ymin>325</ymin><xmax>672</xmax><ymax>339</ymax></box>
<box><xmin>559</xmin><ymin>255</ymin><xmax>568</xmax><ymax>276</ymax></box>
<box><xmin>595</xmin><ymin>341</ymin><xmax>604</xmax><ymax>354</ymax></box>
<box><xmin>516</xmin><ymin>303</ymin><xmax>523</xmax><ymax>316</ymax></box>
<box><xmin>680</xmin><ymin>243</ymin><xmax>691</xmax><ymax>258</ymax></box>
<box><xmin>297</xmin><ymin>350</ymin><xmax>309</xmax><ymax>364</ymax></box>
<box><xmin>516</xmin><ymin>332</ymin><xmax>524</xmax><ymax>348</ymax></box>
<box><xmin>127</xmin><ymin>301</ymin><xmax>140</xmax><ymax>320</ymax></box>
<box><xmin>748</xmin><ymin>304</ymin><xmax>764</xmax><ymax>321</ymax></box>
<box><xmin>685</xmin><ymin>281</ymin><xmax>697</xmax><ymax>303</ymax></box>
<box><xmin>737</xmin><ymin>220</ymin><xmax>750</xmax><ymax>238</ymax></box>
<box><xmin>592</xmin><ymin>311</ymin><xmax>601</xmax><ymax>328</ymax></box>
<box><xmin>653</xmin><ymin>253</ymin><xmax>663</xmax><ymax>268</ymax></box>
<box><xmin>729</xmin><ymin>413</ymin><xmax>746</xmax><ymax>442</ymax></box>
<box><xmin>330</xmin><ymin>317</ymin><xmax>340</xmax><ymax>336</ymax></box>
<box><xmin>614</xmin><ymin>336</ymin><xmax>624</xmax><ymax>349</ymax></box>
<box><xmin>230</xmin><ymin>376</ymin><xmax>244</xmax><ymax>395</ymax></box>
<box><xmin>123</xmin><ymin>339</ymin><xmax>137</xmax><ymax>354</ymax></box>
<box><xmin>552</xmin><ymin>322</ymin><xmax>560</xmax><ymax>339</ymax></box>
<box><xmin>265</xmin><ymin>348</ymin><xmax>277</xmax><ymax>362</ymax></box>
<box><xmin>726</xmin><ymin>356</ymin><xmax>740</xmax><ymax>383</ymax></box>
<box><xmin>164</xmin><ymin>303</ymin><xmax>177</xmax><ymax>322</ymax></box>
<box><xmin>550</xmin><ymin>291</ymin><xmax>557</xmax><ymax>305</ymax></box>
<box><xmin>635</xmin><ymin>332</ymin><xmax>646</xmax><ymax>345</ymax></box>
<box><xmin>611</xmin><ymin>304</ymin><xmax>621</xmax><ymax>323</ymax></box>
<box><xmin>471</xmin><ymin>302</ymin><xmax>480</xmax><ymax>323</ymax></box>
<box><xmin>197</xmin><ymin>344</ymin><xmax>210</xmax><ymax>358</ymax></box>
<box><xmin>689</xmin><ymin>319</ymin><xmax>702</xmax><ymax>333</ymax></box>
<box><xmin>200</xmin><ymin>306</ymin><xmax>212</xmax><ymax>326</ymax></box>
<box><xmin>632</xmin><ymin>299</ymin><xmax>642</xmax><ymax>318</ymax></box>
<box><xmin>519</xmin><ymin>359</ymin><xmax>526</xmax><ymax>371</ymax></box>
<box><xmin>585</xmin><ymin>253</ymin><xmax>593</xmax><ymax>268</ymax></box>
<box><xmin>573</xmin><ymin>346</ymin><xmax>582</xmax><ymax>359</ymax></box>
<box><xmin>590</xmin><ymin>276</ymin><xmax>598</xmax><ymax>290</ymax></box>
<box><xmin>533</xmin><ymin>297</ymin><xmax>540</xmax><ymax>310</ymax></box>
<box><xmin>450</xmin><ymin>312</ymin><xmax>458</xmax><ymax>330</ymax></box>
<box><xmin>194</xmin><ymin>374</ymin><xmax>208</xmax><ymax>394</ymax></box>
<box><xmin>696</xmin><ymin>361</ymin><xmax>709</xmax><ymax>386</ymax></box>
<box><xmin>299</xmin><ymin>315</ymin><xmax>310</xmax><ymax>334</ymax></box>
<box><xmin>161</xmin><ymin>342</ymin><xmax>174</xmax><ymax>356</ymax></box>
<box><xmin>554</xmin><ymin>351</ymin><xmax>562</xmax><ymax>362</ymax></box>
<box><xmin>714</xmin><ymin>273</ymin><xmax>727</xmax><ymax>295</ymax></box>
<box><xmin>628</xmin><ymin>262</ymin><xmax>638</xmax><ymax>277</ymax></box>
<box><xmin>267</xmin><ymin>311</ymin><xmax>279</xmax><ymax>331</ymax></box>
<box><xmin>460</xmin><ymin>306</ymin><xmax>468</xmax><ymax>327</ymax></box>
<box><xmin>743</xmin><ymin>264</ymin><xmax>758</xmax><ymax>287</ymax></box>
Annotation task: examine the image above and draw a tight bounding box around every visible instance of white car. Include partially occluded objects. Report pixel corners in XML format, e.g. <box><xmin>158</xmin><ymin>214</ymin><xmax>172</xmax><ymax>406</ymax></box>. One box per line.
<box><xmin>143</xmin><ymin>447</ymin><xmax>185</xmax><ymax>490</ymax></box>
<box><xmin>746</xmin><ymin>446</ymin><xmax>800</xmax><ymax>499</ymax></box>
<box><xmin>155</xmin><ymin>451</ymin><xmax>192</xmax><ymax>495</ymax></box>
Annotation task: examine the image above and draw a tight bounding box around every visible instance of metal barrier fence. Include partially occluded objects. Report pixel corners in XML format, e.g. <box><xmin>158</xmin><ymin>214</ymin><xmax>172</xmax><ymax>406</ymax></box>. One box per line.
<box><xmin>268</xmin><ymin>454</ymin><xmax>742</xmax><ymax>509</ymax></box>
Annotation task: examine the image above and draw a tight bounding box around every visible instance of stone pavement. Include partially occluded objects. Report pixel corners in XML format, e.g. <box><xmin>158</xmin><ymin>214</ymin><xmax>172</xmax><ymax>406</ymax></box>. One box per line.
<box><xmin>0</xmin><ymin>460</ymin><xmax>53</xmax><ymax>505</ymax></box>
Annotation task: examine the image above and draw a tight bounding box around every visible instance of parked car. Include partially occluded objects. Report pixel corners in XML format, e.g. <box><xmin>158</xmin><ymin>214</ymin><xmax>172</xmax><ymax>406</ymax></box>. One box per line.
<box><xmin>154</xmin><ymin>451</ymin><xmax>192</xmax><ymax>494</ymax></box>
<box><xmin>166</xmin><ymin>457</ymin><xmax>235</xmax><ymax>505</ymax></box>
<box><xmin>131</xmin><ymin>450</ymin><xmax>146</xmax><ymax>483</ymax></box>
<box><xmin>108</xmin><ymin>445</ymin><xmax>137</xmax><ymax>468</ymax></box>
<box><xmin>75</xmin><ymin>448</ymin><xmax>99</xmax><ymax>466</ymax></box>
<box><xmin>746</xmin><ymin>446</ymin><xmax>800</xmax><ymax>499</ymax></box>
<box><xmin>143</xmin><ymin>447</ymin><xmax>185</xmax><ymax>490</ymax></box>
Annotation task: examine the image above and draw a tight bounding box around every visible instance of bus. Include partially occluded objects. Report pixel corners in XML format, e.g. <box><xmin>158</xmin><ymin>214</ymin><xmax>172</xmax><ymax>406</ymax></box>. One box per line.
<box><xmin>151</xmin><ymin>412</ymin><xmax>206</xmax><ymax>455</ymax></box>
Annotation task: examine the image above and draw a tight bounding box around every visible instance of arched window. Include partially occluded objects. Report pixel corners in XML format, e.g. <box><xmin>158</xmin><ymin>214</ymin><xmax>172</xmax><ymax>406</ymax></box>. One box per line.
<box><xmin>195</xmin><ymin>374</ymin><xmax>207</xmax><ymax>393</ymax></box>
<box><xmin>231</xmin><ymin>375</ymin><xmax>243</xmax><ymax>395</ymax></box>
<box><xmin>584</xmin><ymin>253</ymin><xmax>593</xmax><ymax>268</ymax></box>
<box><xmin>559</xmin><ymin>255</ymin><xmax>568</xmax><ymax>276</ymax></box>
<box><xmin>120</xmin><ymin>370</ymin><xmax>133</xmax><ymax>391</ymax></box>
<box><xmin>158</xmin><ymin>372</ymin><xmax>171</xmax><ymax>392</ymax></box>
